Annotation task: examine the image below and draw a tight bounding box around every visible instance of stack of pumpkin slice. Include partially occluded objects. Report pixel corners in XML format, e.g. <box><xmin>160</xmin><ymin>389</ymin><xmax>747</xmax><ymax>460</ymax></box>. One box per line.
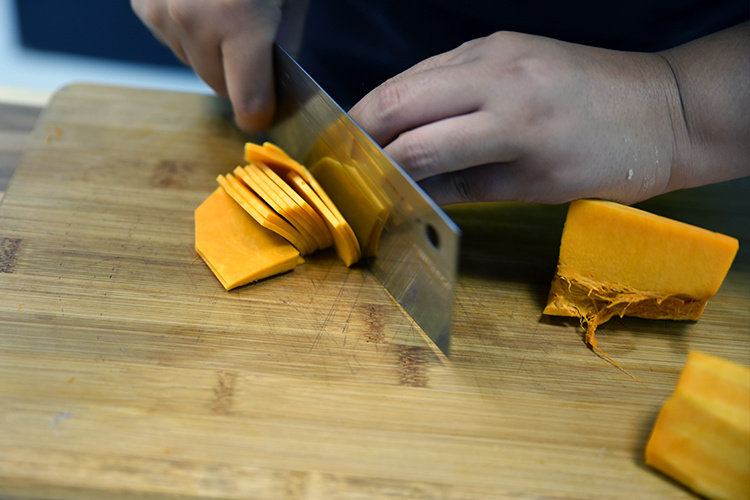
<box><xmin>310</xmin><ymin>157</ymin><xmax>389</xmax><ymax>259</ymax></box>
<box><xmin>195</xmin><ymin>141</ymin><xmax>389</xmax><ymax>290</ymax></box>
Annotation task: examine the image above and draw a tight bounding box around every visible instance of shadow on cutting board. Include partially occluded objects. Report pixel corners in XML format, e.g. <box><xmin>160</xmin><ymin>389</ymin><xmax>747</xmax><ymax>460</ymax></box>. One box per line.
<box><xmin>445</xmin><ymin>178</ymin><xmax>750</xmax><ymax>310</ymax></box>
<box><xmin>445</xmin><ymin>201</ymin><xmax>568</xmax><ymax>308</ymax></box>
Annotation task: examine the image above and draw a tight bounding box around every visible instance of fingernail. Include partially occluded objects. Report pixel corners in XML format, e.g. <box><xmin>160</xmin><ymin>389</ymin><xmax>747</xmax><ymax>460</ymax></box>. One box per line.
<box><xmin>235</xmin><ymin>106</ymin><xmax>274</xmax><ymax>134</ymax></box>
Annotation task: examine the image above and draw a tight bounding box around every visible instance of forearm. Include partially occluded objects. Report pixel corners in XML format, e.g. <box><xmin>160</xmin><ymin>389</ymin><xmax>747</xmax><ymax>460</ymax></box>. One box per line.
<box><xmin>659</xmin><ymin>21</ymin><xmax>750</xmax><ymax>191</ymax></box>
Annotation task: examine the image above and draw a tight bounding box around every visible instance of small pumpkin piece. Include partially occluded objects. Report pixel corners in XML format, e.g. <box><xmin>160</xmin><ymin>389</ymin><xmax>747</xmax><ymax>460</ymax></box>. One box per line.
<box><xmin>194</xmin><ymin>188</ymin><xmax>300</xmax><ymax>290</ymax></box>
<box><xmin>310</xmin><ymin>156</ymin><xmax>389</xmax><ymax>257</ymax></box>
<box><xmin>285</xmin><ymin>171</ymin><xmax>361</xmax><ymax>266</ymax></box>
<box><xmin>217</xmin><ymin>173</ymin><xmax>314</xmax><ymax>255</ymax></box>
<box><xmin>645</xmin><ymin>351</ymin><xmax>750</xmax><ymax>500</ymax></box>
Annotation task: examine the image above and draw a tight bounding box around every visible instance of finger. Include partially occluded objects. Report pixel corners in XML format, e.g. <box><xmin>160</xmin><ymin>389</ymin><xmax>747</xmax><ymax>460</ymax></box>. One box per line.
<box><xmin>384</xmin><ymin>110</ymin><xmax>522</xmax><ymax>181</ymax></box>
<box><xmin>383</xmin><ymin>36</ymin><xmax>487</xmax><ymax>81</ymax></box>
<box><xmin>147</xmin><ymin>27</ymin><xmax>191</xmax><ymax>66</ymax></box>
<box><xmin>180</xmin><ymin>37</ymin><xmax>227</xmax><ymax>97</ymax></box>
<box><xmin>149</xmin><ymin>28</ymin><xmax>190</xmax><ymax>66</ymax></box>
<box><xmin>419</xmin><ymin>160</ymin><xmax>588</xmax><ymax>205</ymax></box>
<box><xmin>131</xmin><ymin>0</ymin><xmax>190</xmax><ymax>64</ymax></box>
<box><xmin>131</xmin><ymin>0</ymin><xmax>161</xmax><ymax>28</ymax></box>
<box><xmin>417</xmin><ymin>164</ymin><xmax>530</xmax><ymax>205</ymax></box>
<box><xmin>350</xmin><ymin>63</ymin><xmax>483</xmax><ymax>146</ymax></box>
<box><xmin>222</xmin><ymin>35</ymin><xmax>276</xmax><ymax>133</ymax></box>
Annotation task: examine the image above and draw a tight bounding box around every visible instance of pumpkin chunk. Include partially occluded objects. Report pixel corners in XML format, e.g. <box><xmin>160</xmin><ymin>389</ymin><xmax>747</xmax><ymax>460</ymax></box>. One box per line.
<box><xmin>645</xmin><ymin>351</ymin><xmax>750</xmax><ymax>500</ymax></box>
<box><xmin>194</xmin><ymin>188</ymin><xmax>300</xmax><ymax>289</ymax></box>
<box><xmin>310</xmin><ymin>157</ymin><xmax>389</xmax><ymax>257</ymax></box>
<box><xmin>544</xmin><ymin>199</ymin><xmax>738</xmax><ymax>354</ymax></box>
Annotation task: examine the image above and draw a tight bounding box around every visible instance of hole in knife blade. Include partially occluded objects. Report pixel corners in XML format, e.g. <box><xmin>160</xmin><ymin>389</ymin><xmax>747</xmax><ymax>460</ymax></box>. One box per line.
<box><xmin>425</xmin><ymin>223</ymin><xmax>440</xmax><ymax>250</ymax></box>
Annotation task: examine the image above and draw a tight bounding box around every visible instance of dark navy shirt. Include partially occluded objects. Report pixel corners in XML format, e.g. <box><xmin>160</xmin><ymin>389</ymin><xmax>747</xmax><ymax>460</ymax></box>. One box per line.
<box><xmin>298</xmin><ymin>0</ymin><xmax>749</xmax><ymax>108</ymax></box>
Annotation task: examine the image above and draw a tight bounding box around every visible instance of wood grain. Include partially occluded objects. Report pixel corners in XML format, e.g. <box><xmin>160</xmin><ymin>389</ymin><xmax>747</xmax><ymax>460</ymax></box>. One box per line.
<box><xmin>1</xmin><ymin>84</ymin><xmax>748</xmax><ymax>499</ymax></box>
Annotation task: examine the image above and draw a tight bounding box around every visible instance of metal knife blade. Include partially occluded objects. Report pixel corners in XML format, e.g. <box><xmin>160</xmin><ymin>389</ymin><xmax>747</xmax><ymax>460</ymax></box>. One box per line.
<box><xmin>267</xmin><ymin>45</ymin><xmax>460</xmax><ymax>354</ymax></box>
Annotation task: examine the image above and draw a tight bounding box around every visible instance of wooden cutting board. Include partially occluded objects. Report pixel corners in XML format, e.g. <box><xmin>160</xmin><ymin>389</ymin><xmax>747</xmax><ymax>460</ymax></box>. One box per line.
<box><xmin>1</xmin><ymin>84</ymin><xmax>748</xmax><ymax>499</ymax></box>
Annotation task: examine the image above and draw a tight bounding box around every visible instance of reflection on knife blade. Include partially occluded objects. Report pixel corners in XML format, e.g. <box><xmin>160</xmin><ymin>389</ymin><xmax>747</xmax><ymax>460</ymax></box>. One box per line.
<box><xmin>267</xmin><ymin>45</ymin><xmax>460</xmax><ymax>354</ymax></box>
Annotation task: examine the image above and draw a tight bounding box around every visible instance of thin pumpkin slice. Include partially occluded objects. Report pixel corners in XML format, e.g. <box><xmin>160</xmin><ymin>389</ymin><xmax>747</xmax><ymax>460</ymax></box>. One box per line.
<box><xmin>233</xmin><ymin>165</ymin><xmax>319</xmax><ymax>254</ymax></box>
<box><xmin>256</xmin><ymin>142</ymin><xmax>348</xmax><ymax>221</ymax></box>
<box><xmin>262</xmin><ymin>143</ymin><xmax>361</xmax><ymax>262</ymax></box>
<box><xmin>247</xmin><ymin>141</ymin><xmax>352</xmax><ymax>224</ymax></box>
<box><xmin>219</xmin><ymin>173</ymin><xmax>310</xmax><ymax>254</ymax></box>
<box><xmin>257</xmin><ymin>163</ymin><xmax>333</xmax><ymax>250</ymax></box>
<box><xmin>245</xmin><ymin>141</ymin><xmax>308</xmax><ymax>179</ymax></box>
<box><xmin>195</xmin><ymin>187</ymin><xmax>300</xmax><ymax>290</ymax></box>
<box><xmin>285</xmin><ymin>171</ymin><xmax>361</xmax><ymax>266</ymax></box>
<box><xmin>310</xmin><ymin>157</ymin><xmax>388</xmax><ymax>258</ymax></box>
<box><xmin>345</xmin><ymin>163</ymin><xmax>391</xmax><ymax>257</ymax></box>
<box><xmin>217</xmin><ymin>173</ymin><xmax>314</xmax><ymax>255</ymax></box>
<box><xmin>263</xmin><ymin>141</ymin><xmax>295</xmax><ymax>161</ymax></box>
<box><xmin>246</xmin><ymin>141</ymin><xmax>361</xmax><ymax>265</ymax></box>
<box><xmin>240</xmin><ymin>163</ymin><xmax>327</xmax><ymax>251</ymax></box>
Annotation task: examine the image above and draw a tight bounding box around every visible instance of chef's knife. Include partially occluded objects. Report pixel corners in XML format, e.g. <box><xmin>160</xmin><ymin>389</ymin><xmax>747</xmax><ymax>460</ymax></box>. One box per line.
<box><xmin>267</xmin><ymin>45</ymin><xmax>460</xmax><ymax>355</ymax></box>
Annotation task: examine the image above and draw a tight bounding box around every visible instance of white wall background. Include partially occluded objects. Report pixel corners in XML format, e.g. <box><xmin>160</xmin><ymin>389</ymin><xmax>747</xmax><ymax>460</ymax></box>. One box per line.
<box><xmin>0</xmin><ymin>0</ymin><xmax>211</xmax><ymax>105</ymax></box>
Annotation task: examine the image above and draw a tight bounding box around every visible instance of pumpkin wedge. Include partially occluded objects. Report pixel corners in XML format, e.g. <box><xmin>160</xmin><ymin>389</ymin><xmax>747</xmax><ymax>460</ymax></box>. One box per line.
<box><xmin>646</xmin><ymin>351</ymin><xmax>750</xmax><ymax>500</ymax></box>
<box><xmin>544</xmin><ymin>199</ymin><xmax>738</xmax><ymax>356</ymax></box>
<box><xmin>194</xmin><ymin>188</ymin><xmax>300</xmax><ymax>289</ymax></box>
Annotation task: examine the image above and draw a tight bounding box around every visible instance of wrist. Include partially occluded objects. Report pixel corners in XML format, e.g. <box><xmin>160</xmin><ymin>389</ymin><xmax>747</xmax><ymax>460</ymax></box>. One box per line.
<box><xmin>652</xmin><ymin>51</ymin><xmax>690</xmax><ymax>193</ymax></box>
<box><xmin>655</xmin><ymin>22</ymin><xmax>750</xmax><ymax>192</ymax></box>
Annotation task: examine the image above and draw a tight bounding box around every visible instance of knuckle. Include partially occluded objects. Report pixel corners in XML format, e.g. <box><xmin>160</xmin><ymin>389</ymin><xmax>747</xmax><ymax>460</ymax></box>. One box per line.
<box><xmin>224</xmin><ymin>0</ymin><xmax>282</xmax><ymax>34</ymax></box>
<box><xmin>372</xmin><ymin>78</ymin><xmax>407</xmax><ymax>123</ymax></box>
<box><xmin>394</xmin><ymin>131</ymin><xmax>440</xmax><ymax>179</ymax></box>
<box><xmin>221</xmin><ymin>0</ymin><xmax>257</xmax><ymax>19</ymax></box>
<box><xmin>487</xmin><ymin>30</ymin><xmax>521</xmax><ymax>46</ymax></box>
<box><xmin>134</xmin><ymin>0</ymin><xmax>165</xmax><ymax>28</ymax></box>
<box><xmin>166</xmin><ymin>0</ymin><xmax>194</xmax><ymax>31</ymax></box>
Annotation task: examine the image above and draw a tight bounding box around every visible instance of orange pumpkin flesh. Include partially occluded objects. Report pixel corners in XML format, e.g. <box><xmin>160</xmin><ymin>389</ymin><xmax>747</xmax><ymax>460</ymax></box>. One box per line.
<box><xmin>544</xmin><ymin>199</ymin><xmax>738</xmax><ymax>356</ymax></box>
<box><xmin>245</xmin><ymin>142</ymin><xmax>361</xmax><ymax>265</ymax></box>
<box><xmin>194</xmin><ymin>188</ymin><xmax>300</xmax><ymax>290</ymax></box>
<box><xmin>646</xmin><ymin>351</ymin><xmax>750</xmax><ymax>500</ymax></box>
<box><xmin>310</xmin><ymin>157</ymin><xmax>388</xmax><ymax>258</ymax></box>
